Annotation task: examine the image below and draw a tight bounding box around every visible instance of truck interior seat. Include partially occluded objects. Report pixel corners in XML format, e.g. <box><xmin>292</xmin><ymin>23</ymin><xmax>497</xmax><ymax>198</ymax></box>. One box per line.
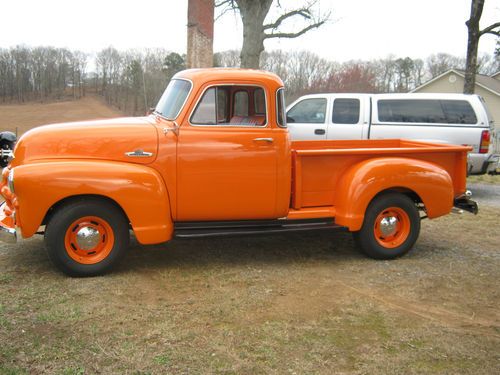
<box><xmin>229</xmin><ymin>115</ymin><xmax>265</xmax><ymax>126</ymax></box>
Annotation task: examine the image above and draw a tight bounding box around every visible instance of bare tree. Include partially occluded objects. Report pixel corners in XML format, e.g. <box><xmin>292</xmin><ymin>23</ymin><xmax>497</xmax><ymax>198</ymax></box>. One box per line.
<box><xmin>216</xmin><ymin>0</ymin><xmax>329</xmax><ymax>68</ymax></box>
<box><xmin>426</xmin><ymin>53</ymin><xmax>464</xmax><ymax>78</ymax></box>
<box><xmin>464</xmin><ymin>0</ymin><xmax>500</xmax><ymax>93</ymax></box>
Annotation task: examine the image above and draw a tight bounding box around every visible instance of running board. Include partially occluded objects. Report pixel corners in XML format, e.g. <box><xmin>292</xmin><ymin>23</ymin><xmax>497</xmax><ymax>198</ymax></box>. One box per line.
<box><xmin>174</xmin><ymin>218</ymin><xmax>346</xmax><ymax>239</ymax></box>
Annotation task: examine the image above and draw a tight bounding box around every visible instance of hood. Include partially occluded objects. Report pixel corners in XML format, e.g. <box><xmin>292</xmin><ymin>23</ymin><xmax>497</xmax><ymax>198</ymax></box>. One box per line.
<box><xmin>12</xmin><ymin>117</ymin><xmax>159</xmax><ymax>166</ymax></box>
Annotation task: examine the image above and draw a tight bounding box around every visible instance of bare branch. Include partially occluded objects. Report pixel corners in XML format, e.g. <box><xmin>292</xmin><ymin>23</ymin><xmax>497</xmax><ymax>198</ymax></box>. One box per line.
<box><xmin>263</xmin><ymin>9</ymin><xmax>312</xmax><ymax>31</ymax></box>
<box><xmin>214</xmin><ymin>0</ymin><xmax>238</xmax><ymax>21</ymax></box>
<box><xmin>479</xmin><ymin>22</ymin><xmax>500</xmax><ymax>37</ymax></box>
<box><xmin>215</xmin><ymin>0</ymin><xmax>236</xmax><ymax>8</ymax></box>
<box><xmin>264</xmin><ymin>20</ymin><xmax>326</xmax><ymax>39</ymax></box>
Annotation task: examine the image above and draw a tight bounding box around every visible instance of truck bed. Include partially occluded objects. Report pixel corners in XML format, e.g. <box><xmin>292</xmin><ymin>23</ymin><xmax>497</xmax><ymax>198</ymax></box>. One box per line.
<box><xmin>290</xmin><ymin>139</ymin><xmax>469</xmax><ymax>214</ymax></box>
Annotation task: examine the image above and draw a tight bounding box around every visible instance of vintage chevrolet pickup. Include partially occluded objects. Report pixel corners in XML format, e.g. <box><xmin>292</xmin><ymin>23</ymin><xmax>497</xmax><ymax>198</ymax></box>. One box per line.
<box><xmin>0</xmin><ymin>69</ymin><xmax>478</xmax><ymax>276</ymax></box>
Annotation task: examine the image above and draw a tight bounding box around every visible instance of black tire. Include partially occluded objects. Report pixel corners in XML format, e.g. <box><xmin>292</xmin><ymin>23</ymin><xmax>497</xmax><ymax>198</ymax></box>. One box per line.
<box><xmin>353</xmin><ymin>192</ymin><xmax>420</xmax><ymax>260</ymax></box>
<box><xmin>44</xmin><ymin>198</ymin><xmax>129</xmax><ymax>277</ymax></box>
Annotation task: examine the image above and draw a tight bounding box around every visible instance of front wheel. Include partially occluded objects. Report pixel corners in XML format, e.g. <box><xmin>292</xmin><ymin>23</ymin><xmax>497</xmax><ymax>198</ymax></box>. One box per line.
<box><xmin>353</xmin><ymin>192</ymin><xmax>421</xmax><ymax>259</ymax></box>
<box><xmin>44</xmin><ymin>199</ymin><xmax>130</xmax><ymax>276</ymax></box>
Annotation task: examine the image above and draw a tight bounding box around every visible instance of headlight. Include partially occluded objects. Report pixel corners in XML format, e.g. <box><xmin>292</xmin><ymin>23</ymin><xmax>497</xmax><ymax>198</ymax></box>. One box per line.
<box><xmin>8</xmin><ymin>169</ymin><xmax>14</xmax><ymax>193</ymax></box>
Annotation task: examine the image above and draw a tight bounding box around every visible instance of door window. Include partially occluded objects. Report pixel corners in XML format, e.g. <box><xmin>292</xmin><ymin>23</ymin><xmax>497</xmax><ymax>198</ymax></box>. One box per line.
<box><xmin>191</xmin><ymin>88</ymin><xmax>216</xmax><ymax>125</ymax></box>
<box><xmin>191</xmin><ymin>85</ymin><xmax>267</xmax><ymax>126</ymax></box>
<box><xmin>332</xmin><ymin>99</ymin><xmax>360</xmax><ymax>124</ymax></box>
<box><xmin>287</xmin><ymin>98</ymin><xmax>327</xmax><ymax>124</ymax></box>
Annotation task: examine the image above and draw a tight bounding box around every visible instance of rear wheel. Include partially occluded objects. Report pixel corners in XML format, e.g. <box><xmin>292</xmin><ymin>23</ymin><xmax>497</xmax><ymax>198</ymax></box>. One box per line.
<box><xmin>44</xmin><ymin>199</ymin><xmax>129</xmax><ymax>276</ymax></box>
<box><xmin>353</xmin><ymin>192</ymin><xmax>420</xmax><ymax>259</ymax></box>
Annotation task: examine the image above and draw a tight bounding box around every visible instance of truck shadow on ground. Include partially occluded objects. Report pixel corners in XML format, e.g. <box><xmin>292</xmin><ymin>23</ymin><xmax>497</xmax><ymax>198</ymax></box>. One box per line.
<box><xmin>116</xmin><ymin>230</ymin><xmax>403</xmax><ymax>275</ymax></box>
<box><xmin>3</xmin><ymin>229</ymin><xmax>438</xmax><ymax>277</ymax></box>
<box><xmin>3</xmin><ymin>230</ymin><xmax>379</xmax><ymax>276</ymax></box>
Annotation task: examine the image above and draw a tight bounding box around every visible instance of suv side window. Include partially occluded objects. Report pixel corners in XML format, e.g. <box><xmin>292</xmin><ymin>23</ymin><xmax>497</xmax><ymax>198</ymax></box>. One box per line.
<box><xmin>332</xmin><ymin>98</ymin><xmax>360</xmax><ymax>124</ymax></box>
<box><xmin>378</xmin><ymin>100</ymin><xmax>447</xmax><ymax>123</ymax></box>
<box><xmin>441</xmin><ymin>100</ymin><xmax>477</xmax><ymax>124</ymax></box>
<box><xmin>287</xmin><ymin>98</ymin><xmax>327</xmax><ymax>124</ymax></box>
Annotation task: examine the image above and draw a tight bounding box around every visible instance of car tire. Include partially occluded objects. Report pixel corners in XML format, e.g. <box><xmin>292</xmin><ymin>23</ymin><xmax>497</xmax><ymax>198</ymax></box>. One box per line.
<box><xmin>353</xmin><ymin>192</ymin><xmax>420</xmax><ymax>260</ymax></box>
<box><xmin>44</xmin><ymin>198</ymin><xmax>129</xmax><ymax>277</ymax></box>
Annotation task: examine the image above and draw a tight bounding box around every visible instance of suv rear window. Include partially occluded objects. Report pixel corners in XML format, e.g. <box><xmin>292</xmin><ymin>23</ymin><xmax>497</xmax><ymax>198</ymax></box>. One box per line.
<box><xmin>378</xmin><ymin>99</ymin><xmax>477</xmax><ymax>124</ymax></box>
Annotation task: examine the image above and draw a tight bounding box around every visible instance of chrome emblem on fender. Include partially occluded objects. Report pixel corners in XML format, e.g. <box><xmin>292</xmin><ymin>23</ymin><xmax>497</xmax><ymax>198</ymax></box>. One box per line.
<box><xmin>125</xmin><ymin>149</ymin><xmax>153</xmax><ymax>157</ymax></box>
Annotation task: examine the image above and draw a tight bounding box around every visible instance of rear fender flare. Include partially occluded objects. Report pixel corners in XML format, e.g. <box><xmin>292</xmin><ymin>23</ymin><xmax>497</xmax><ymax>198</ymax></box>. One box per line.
<box><xmin>12</xmin><ymin>160</ymin><xmax>173</xmax><ymax>244</ymax></box>
<box><xmin>334</xmin><ymin>157</ymin><xmax>453</xmax><ymax>231</ymax></box>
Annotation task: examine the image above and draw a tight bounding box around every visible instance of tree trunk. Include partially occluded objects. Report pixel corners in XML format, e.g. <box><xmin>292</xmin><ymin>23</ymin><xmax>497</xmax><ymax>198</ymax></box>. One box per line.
<box><xmin>237</xmin><ymin>0</ymin><xmax>272</xmax><ymax>69</ymax></box>
<box><xmin>464</xmin><ymin>0</ymin><xmax>483</xmax><ymax>94</ymax></box>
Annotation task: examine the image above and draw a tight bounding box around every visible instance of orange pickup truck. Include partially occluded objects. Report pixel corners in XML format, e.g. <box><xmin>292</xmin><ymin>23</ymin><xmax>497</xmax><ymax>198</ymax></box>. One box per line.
<box><xmin>0</xmin><ymin>69</ymin><xmax>478</xmax><ymax>276</ymax></box>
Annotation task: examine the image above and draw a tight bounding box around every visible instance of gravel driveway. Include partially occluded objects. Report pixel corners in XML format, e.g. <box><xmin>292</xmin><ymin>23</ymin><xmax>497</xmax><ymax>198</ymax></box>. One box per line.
<box><xmin>468</xmin><ymin>183</ymin><xmax>500</xmax><ymax>207</ymax></box>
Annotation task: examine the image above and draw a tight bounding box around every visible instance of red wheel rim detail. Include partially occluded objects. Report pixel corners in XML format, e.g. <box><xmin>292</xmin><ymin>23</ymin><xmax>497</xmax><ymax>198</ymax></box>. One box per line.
<box><xmin>64</xmin><ymin>216</ymin><xmax>115</xmax><ymax>264</ymax></box>
<box><xmin>373</xmin><ymin>207</ymin><xmax>411</xmax><ymax>249</ymax></box>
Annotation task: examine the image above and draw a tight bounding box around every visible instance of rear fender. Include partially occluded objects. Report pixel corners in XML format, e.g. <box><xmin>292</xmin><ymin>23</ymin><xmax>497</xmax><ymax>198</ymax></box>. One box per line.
<box><xmin>334</xmin><ymin>157</ymin><xmax>453</xmax><ymax>231</ymax></box>
<box><xmin>12</xmin><ymin>161</ymin><xmax>173</xmax><ymax>244</ymax></box>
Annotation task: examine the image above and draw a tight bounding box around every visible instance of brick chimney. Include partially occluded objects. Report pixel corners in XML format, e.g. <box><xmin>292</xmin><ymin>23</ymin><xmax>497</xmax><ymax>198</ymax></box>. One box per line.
<box><xmin>187</xmin><ymin>0</ymin><xmax>214</xmax><ymax>68</ymax></box>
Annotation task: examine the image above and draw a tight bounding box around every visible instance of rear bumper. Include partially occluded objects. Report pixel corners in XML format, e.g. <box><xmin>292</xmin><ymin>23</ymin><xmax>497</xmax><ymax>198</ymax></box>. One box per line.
<box><xmin>0</xmin><ymin>202</ymin><xmax>17</xmax><ymax>243</ymax></box>
<box><xmin>468</xmin><ymin>153</ymin><xmax>499</xmax><ymax>175</ymax></box>
<box><xmin>453</xmin><ymin>191</ymin><xmax>478</xmax><ymax>215</ymax></box>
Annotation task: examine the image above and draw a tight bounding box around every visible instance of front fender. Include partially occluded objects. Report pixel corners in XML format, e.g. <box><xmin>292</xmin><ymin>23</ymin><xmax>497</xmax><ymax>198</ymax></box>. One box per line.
<box><xmin>334</xmin><ymin>157</ymin><xmax>453</xmax><ymax>231</ymax></box>
<box><xmin>13</xmin><ymin>160</ymin><xmax>173</xmax><ymax>244</ymax></box>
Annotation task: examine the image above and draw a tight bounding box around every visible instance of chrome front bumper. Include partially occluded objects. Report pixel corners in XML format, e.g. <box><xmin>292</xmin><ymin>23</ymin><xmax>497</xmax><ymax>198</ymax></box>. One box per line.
<box><xmin>0</xmin><ymin>202</ymin><xmax>17</xmax><ymax>243</ymax></box>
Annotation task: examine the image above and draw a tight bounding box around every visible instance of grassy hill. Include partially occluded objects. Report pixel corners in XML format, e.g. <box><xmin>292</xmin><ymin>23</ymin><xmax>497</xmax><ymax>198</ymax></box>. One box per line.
<box><xmin>0</xmin><ymin>97</ymin><xmax>123</xmax><ymax>136</ymax></box>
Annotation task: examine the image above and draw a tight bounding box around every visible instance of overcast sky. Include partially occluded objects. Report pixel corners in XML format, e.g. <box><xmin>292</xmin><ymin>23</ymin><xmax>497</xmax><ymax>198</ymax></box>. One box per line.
<box><xmin>0</xmin><ymin>0</ymin><xmax>498</xmax><ymax>62</ymax></box>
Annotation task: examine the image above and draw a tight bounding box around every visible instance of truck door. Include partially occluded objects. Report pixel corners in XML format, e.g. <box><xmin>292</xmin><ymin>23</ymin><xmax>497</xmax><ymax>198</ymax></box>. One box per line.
<box><xmin>326</xmin><ymin>96</ymin><xmax>366</xmax><ymax>140</ymax></box>
<box><xmin>176</xmin><ymin>84</ymin><xmax>281</xmax><ymax>221</ymax></box>
<box><xmin>286</xmin><ymin>97</ymin><xmax>328</xmax><ymax>140</ymax></box>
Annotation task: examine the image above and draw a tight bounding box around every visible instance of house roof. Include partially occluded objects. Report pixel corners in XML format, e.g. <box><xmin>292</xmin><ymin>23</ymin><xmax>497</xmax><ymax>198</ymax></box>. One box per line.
<box><xmin>412</xmin><ymin>69</ymin><xmax>500</xmax><ymax>97</ymax></box>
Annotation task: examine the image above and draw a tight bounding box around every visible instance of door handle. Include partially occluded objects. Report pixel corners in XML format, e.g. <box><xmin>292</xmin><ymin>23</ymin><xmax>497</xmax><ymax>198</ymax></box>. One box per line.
<box><xmin>314</xmin><ymin>129</ymin><xmax>326</xmax><ymax>135</ymax></box>
<box><xmin>253</xmin><ymin>138</ymin><xmax>274</xmax><ymax>143</ymax></box>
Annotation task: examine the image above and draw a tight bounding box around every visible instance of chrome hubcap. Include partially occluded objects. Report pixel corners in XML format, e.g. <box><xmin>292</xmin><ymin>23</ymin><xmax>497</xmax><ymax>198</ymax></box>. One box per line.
<box><xmin>76</xmin><ymin>227</ymin><xmax>100</xmax><ymax>250</ymax></box>
<box><xmin>379</xmin><ymin>216</ymin><xmax>398</xmax><ymax>237</ymax></box>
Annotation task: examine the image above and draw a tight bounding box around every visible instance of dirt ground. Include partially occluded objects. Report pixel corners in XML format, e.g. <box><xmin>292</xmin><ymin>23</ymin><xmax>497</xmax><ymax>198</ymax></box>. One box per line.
<box><xmin>0</xmin><ymin>97</ymin><xmax>123</xmax><ymax>136</ymax></box>
<box><xmin>0</xmin><ymin>100</ymin><xmax>499</xmax><ymax>374</ymax></box>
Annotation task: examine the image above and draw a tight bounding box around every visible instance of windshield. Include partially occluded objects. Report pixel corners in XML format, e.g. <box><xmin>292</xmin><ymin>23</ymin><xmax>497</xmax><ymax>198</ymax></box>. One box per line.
<box><xmin>155</xmin><ymin>79</ymin><xmax>192</xmax><ymax>120</ymax></box>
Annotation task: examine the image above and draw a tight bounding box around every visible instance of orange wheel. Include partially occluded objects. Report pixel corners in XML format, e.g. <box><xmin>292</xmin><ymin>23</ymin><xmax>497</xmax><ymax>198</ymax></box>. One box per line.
<box><xmin>373</xmin><ymin>207</ymin><xmax>411</xmax><ymax>249</ymax></box>
<box><xmin>45</xmin><ymin>199</ymin><xmax>129</xmax><ymax>276</ymax></box>
<box><xmin>353</xmin><ymin>193</ymin><xmax>420</xmax><ymax>260</ymax></box>
<box><xmin>64</xmin><ymin>216</ymin><xmax>115</xmax><ymax>265</ymax></box>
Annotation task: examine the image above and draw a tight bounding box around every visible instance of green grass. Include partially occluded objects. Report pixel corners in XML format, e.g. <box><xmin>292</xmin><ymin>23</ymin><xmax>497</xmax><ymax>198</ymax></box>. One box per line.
<box><xmin>467</xmin><ymin>173</ymin><xmax>500</xmax><ymax>184</ymax></box>
<box><xmin>0</xmin><ymin>207</ymin><xmax>499</xmax><ymax>373</ymax></box>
